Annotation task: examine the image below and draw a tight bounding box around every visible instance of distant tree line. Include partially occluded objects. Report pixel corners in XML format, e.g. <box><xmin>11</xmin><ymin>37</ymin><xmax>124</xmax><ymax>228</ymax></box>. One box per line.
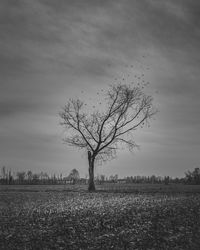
<box><xmin>124</xmin><ymin>175</ymin><xmax>182</xmax><ymax>185</ymax></box>
<box><xmin>93</xmin><ymin>168</ymin><xmax>200</xmax><ymax>185</ymax></box>
<box><xmin>1</xmin><ymin>166</ymin><xmax>200</xmax><ymax>185</ymax></box>
<box><xmin>0</xmin><ymin>166</ymin><xmax>84</xmax><ymax>185</ymax></box>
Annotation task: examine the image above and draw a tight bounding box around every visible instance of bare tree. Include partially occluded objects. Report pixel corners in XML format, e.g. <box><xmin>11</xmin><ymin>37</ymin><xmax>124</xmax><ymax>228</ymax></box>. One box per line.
<box><xmin>1</xmin><ymin>166</ymin><xmax>6</xmax><ymax>180</ymax></box>
<box><xmin>27</xmin><ymin>170</ymin><xmax>33</xmax><ymax>184</ymax></box>
<box><xmin>60</xmin><ymin>83</ymin><xmax>157</xmax><ymax>191</ymax></box>
<box><xmin>68</xmin><ymin>168</ymin><xmax>80</xmax><ymax>184</ymax></box>
<box><xmin>16</xmin><ymin>171</ymin><xmax>26</xmax><ymax>184</ymax></box>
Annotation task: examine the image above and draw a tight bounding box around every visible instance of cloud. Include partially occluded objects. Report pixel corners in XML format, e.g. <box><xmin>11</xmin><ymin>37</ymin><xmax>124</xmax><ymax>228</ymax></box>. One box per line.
<box><xmin>1</xmin><ymin>0</ymin><xmax>198</xmax><ymax>84</ymax></box>
<box><xmin>0</xmin><ymin>100</ymin><xmax>39</xmax><ymax>118</ymax></box>
<box><xmin>0</xmin><ymin>0</ymin><xmax>199</xmax><ymax>176</ymax></box>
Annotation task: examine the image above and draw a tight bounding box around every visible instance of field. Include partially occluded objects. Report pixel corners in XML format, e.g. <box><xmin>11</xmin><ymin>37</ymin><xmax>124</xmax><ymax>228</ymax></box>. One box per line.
<box><xmin>1</xmin><ymin>184</ymin><xmax>200</xmax><ymax>249</ymax></box>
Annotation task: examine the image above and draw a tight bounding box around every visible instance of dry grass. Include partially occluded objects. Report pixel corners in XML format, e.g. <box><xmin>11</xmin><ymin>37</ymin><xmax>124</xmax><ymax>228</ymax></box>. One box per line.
<box><xmin>1</xmin><ymin>185</ymin><xmax>200</xmax><ymax>249</ymax></box>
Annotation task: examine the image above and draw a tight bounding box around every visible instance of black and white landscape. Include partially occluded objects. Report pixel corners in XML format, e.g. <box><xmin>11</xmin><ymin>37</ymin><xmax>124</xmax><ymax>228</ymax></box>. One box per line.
<box><xmin>0</xmin><ymin>0</ymin><xmax>200</xmax><ymax>249</ymax></box>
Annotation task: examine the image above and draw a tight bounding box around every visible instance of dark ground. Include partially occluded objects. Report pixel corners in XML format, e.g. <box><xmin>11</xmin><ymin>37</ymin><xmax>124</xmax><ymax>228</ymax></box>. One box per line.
<box><xmin>1</xmin><ymin>184</ymin><xmax>200</xmax><ymax>249</ymax></box>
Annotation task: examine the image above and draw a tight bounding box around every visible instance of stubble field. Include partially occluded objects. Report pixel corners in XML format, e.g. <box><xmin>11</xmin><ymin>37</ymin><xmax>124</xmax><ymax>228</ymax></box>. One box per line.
<box><xmin>1</xmin><ymin>184</ymin><xmax>200</xmax><ymax>249</ymax></box>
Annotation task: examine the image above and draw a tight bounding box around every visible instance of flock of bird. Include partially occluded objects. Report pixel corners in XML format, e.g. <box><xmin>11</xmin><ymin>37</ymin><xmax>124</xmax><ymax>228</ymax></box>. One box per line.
<box><xmin>79</xmin><ymin>61</ymin><xmax>158</xmax><ymax>109</ymax></box>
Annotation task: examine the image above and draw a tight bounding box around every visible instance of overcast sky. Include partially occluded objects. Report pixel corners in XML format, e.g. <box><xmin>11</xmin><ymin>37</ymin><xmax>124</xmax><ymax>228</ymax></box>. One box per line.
<box><xmin>0</xmin><ymin>0</ymin><xmax>200</xmax><ymax>178</ymax></box>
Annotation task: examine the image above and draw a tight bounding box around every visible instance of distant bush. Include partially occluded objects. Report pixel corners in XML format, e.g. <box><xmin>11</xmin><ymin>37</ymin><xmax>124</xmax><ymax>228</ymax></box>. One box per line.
<box><xmin>185</xmin><ymin>167</ymin><xmax>200</xmax><ymax>184</ymax></box>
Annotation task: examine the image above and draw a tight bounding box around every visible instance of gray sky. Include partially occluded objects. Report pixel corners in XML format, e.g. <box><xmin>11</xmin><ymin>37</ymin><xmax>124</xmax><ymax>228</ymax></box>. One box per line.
<box><xmin>0</xmin><ymin>0</ymin><xmax>200</xmax><ymax>178</ymax></box>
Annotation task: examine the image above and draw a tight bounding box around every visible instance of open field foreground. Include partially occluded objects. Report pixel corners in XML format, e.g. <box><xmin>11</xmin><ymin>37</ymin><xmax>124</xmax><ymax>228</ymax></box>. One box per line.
<box><xmin>1</xmin><ymin>183</ymin><xmax>200</xmax><ymax>193</ymax></box>
<box><xmin>1</xmin><ymin>187</ymin><xmax>200</xmax><ymax>249</ymax></box>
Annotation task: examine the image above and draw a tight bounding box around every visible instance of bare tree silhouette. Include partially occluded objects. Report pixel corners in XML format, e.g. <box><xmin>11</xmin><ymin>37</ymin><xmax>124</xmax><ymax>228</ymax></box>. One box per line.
<box><xmin>60</xmin><ymin>83</ymin><xmax>157</xmax><ymax>191</ymax></box>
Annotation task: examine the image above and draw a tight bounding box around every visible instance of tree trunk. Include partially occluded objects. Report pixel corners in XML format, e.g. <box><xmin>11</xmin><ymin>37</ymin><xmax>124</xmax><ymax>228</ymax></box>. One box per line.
<box><xmin>88</xmin><ymin>151</ymin><xmax>95</xmax><ymax>192</ymax></box>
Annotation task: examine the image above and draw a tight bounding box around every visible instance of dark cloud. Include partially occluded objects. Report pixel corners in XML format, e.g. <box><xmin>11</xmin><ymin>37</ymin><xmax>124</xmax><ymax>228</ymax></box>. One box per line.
<box><xmin>1</xmin><ymin>0</ymin><xmax>199</xmax><ymax>76</ymax></box>
<box><xmin>0</xmin><ymin>0</ymin><xmax>199</xmax><ymax>176</ymax></box>
<box><xmin>0</xmin><ymin>53</ymin><xmax>32</xmax><ymax>76</ymax></box>
<box><xmin>0</xmin><ymin>100</ymin><xmax>37</xmax><ymax>118</ymax></box>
